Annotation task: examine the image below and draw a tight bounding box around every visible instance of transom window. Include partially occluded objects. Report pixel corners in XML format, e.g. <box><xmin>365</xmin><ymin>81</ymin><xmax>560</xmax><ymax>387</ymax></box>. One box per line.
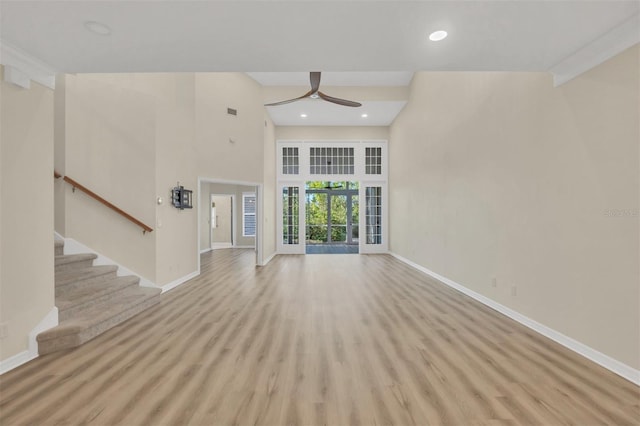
<box><xmin>365</xmin><ymin>147</ymin><xmax>382</xmax><ymax>175</ymax></box>
<box><xmin>282</xmin><ymin>147</ymin><xmax>299</xmax><ymax>175</ymax></box>
<box><xmin>310</xmin><ymin>147</ymin><xmax>354</xmax><ymax>175</ymax></box>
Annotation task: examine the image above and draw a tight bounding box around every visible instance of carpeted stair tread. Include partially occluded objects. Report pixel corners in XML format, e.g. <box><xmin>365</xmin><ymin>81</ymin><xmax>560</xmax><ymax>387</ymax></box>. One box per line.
<box><xmin>55</xmin><ymin>253</ymin><xmax>97</xmax><ymax>266</ymax></box>
<box><xmin>40</xmin><ymin>241</ymin><xmax>160</xmax><ymax>355</ymax></box>
<box><xmin>37</xmin><ymin>286</ymin><xmax>161</xmax><ymax>353</ymax></box>
<box><xmin>57</xmin><ymin>275</ymin><xmax>141</xmax><ymax>320</ymax></box>
<box><xmin>56</xmin><ymin>265</ymin><xmax>118</xmax><ymax>288</ymax></box>
<box><xmin>55</xmin><ymin>253</ymin><xmax>97</xmax><ymax>272</ymax></box>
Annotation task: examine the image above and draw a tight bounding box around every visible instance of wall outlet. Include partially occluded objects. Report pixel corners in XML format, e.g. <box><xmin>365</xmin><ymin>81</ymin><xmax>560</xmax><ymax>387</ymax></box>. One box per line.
<box><xmin>492</xmin><ymin>277</ymin><xmax>497</xmax><ymax>287</ymax></box>
<box><xmin>511</xmin><ymin>285</ymin><xmax>517</xmax><ymax>296</ymax></box>
<box><xmin>0</xmin><ymin>323</ymin><xmax>8</xmax><ymax>339</ymax></box>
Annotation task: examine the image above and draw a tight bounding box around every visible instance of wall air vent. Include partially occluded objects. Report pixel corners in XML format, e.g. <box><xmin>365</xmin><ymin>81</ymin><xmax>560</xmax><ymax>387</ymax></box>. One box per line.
<box><xmin>227</xmin><ymin>108</ymin><xmax>237</xmax><ymax>116</ymax></box>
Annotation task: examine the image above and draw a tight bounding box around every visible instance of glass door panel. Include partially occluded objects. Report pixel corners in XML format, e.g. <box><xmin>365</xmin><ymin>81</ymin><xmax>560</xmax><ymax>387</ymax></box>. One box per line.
<box><xmin>330</xmin><ymin>195</ymin><xmax>348</xmax><ymax>243</ymax></box>
<box><xmin>306</xmin><ymin>192</ymin><xmax>328</xmax><ymax>244</ymax></box>
<box><xmin>350</xmin><ymin>194</ymin><xmax>359</xmax><ymax>244</ymax></box>
<box><xmin>282</xmin><ymin>186</ymin><xmax>300</xmax><ymax>245</ymax></box>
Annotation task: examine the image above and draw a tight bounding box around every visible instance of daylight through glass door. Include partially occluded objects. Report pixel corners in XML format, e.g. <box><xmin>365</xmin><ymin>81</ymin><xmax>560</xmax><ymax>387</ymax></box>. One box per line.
<box><xmin>305</xmin><ymin>181</ymin><xmax>359</xmax><ymax>254</ymax></box>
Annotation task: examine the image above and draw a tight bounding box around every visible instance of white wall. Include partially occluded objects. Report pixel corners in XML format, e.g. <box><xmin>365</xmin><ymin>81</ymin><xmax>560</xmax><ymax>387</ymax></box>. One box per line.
<box><xmin>389</xmin><ymin>46</ymin><xmax>640</xmax><ymax>370</ymax></box>
<box><xmin>0</xmin><ymin>66</ymin><xmax>55</xmax><ymax>361</ymax></box>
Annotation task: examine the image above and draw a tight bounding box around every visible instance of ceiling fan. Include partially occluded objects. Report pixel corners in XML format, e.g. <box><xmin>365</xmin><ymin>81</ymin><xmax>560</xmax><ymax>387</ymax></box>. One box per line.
<box><xmin>264</xmin><ymin>72</ymin><xmax>362</xmax><ymax>108</ymax></box>
<box><xmin>324</xmin><ymin>182</ymin><xmax>344</xmax><ymax>190</ymax></box>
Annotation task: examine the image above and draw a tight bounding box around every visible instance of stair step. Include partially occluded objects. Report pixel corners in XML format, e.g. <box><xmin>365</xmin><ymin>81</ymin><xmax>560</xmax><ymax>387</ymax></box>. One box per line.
<box><xmin>38</xmin><ymin>287</ymin><xmax>161</xmax><ymax>355</ymax></box>
<box><xmin>56</xmin><ymin>265</ymin><xmax>118</xmax><ymax>293</ymax></box>
<box><xmin>57</xmin><ymin>275</ymin><xmax>141</xmax><ymax>321</ymax></box>
<box><xmin>54</xmin><ymin>240</ymin><xmax>64</xmax><ymax>256</ymax></box>
<box><xmin>55</xmin><ymin>253</ymin><xmax>97</xmax><ymax>272</ymax></box>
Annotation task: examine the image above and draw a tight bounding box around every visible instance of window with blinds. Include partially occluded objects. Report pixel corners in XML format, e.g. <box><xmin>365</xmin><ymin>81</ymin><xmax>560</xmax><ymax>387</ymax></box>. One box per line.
<box><xmin>242</xmin><ymin>193</ymin><xmax>256</xmax><ymax>237</ymax></box>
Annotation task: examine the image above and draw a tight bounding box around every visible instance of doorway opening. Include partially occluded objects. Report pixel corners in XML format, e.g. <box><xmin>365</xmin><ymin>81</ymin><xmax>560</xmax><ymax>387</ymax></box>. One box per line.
<box><xmin>305</xmin><ymin>181</ymin><xmax>359</xmax><ymax>254</ymax></box>
<box><xmin>210</xmin><ymin>194</ymin><xmax>233</xmax><ymax>249</ymax></box>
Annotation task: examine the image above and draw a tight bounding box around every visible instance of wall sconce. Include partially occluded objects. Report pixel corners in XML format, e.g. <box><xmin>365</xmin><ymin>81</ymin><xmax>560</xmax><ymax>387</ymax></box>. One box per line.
<box><xmin>171</xmin><ymin>183</ymin><xmax>193</xmax><ymax>210</ymax></box>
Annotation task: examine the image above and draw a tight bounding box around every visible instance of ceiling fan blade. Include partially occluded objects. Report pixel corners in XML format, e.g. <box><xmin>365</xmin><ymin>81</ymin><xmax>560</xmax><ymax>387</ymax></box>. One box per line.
<box><xmin>310</xmin><ymin>72</ymin><xmax>321</xmax><ymax>93</ymax></box>
<box><xmin>318</xmin><ymin>91</ymin><xmax>362</xmax><ymax>107</ymax></box>
<box><xmin>264</xmin><ymin>90</ymin><xmax>313</xmax><ymax>106</ymax></box>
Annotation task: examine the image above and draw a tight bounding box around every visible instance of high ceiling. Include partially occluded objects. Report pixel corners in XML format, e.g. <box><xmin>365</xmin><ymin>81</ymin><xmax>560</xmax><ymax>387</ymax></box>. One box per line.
<box><xmin>1</xmin><ymin>1</ymin><xmax>638</xmax><ymax>126</ymax></box>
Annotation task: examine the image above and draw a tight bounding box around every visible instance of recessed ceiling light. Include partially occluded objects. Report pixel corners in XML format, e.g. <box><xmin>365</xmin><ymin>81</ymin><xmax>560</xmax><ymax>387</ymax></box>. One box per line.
<box><xmin>361</xmin><ymin>113</ymin><xmax>368</xmax><ymax>118</ymax></box>
<box><xmin>429</xmin><ymin>30</ymin><xmax>448</xmax><ymax>42</ymax></box>
<box><xmin>300</xmin><ymin>113</ymin><xmax>308</xmax><ymax>118</ymax></box>
<box><xmin>85</xmin><ymin>21</ymin><xmax>111</xmax><ymax>35</ymax></box>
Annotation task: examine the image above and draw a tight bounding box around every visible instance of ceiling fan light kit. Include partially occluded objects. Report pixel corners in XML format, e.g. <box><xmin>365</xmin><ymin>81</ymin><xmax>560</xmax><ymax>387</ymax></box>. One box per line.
<box><xmin>265</xmin><ymin>72</ymin><xmax>362</xmax><ymax>108</ymax></box>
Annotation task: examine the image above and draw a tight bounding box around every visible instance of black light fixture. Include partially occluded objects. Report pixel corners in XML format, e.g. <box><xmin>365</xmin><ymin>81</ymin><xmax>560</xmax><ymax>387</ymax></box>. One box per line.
<box><xmin>171</xmin><ymin>183</ymin><xmax>193</xmax><ymax>210</ymax></box>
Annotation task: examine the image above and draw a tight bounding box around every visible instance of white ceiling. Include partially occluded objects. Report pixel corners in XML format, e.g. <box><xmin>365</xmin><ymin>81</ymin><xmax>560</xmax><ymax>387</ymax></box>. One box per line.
<box><xmin>248</xmin><ymin>72</ymin><xmax>414</xmax><ymax>87</ymax></box>
<box><xmin>1</xmin><ymin>1</ymin><xmax>638</xmax><ymax>126</ymax></box>
<box><xmin>266</xmin><ymin>99</ymin><xmax>407</xmax><ymax>126</ymax></box>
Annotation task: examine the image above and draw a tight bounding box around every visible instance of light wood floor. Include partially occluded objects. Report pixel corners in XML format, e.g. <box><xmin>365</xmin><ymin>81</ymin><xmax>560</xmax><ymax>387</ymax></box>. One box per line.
<box><xmin>1</xmin><ymin>250</ymin><xmax>638</xmax><ymax>425</ymax></box>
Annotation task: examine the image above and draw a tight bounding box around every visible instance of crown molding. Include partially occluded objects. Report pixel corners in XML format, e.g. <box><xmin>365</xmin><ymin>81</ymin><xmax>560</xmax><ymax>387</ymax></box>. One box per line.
<box><xmin>550</xmin><ymin>13</ymin><xmax>640</xmax><ymax>87</ymax></box>
<box><xmin>0</xmin><ymin>39</ymin><xmax>56</xmax><ymax>89</ymax></box>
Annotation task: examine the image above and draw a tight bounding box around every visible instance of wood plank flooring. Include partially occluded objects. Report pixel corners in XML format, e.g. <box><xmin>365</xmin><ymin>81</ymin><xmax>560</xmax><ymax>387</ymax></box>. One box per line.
<box><xmin>1</xmin><ymin>250</ymin><xmax>638</xmax><ymax>425</ymax></box>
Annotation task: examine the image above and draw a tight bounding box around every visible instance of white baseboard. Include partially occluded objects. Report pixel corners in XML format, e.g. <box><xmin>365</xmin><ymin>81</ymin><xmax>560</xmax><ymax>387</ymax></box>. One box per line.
<box><xmin>0</xmin><ymin>350</ymin><xmax>32</xmax><ymax>376</ymax></box>
<box><xmin>210</xmin><ymin>243</ymin><xmax>233</xmax><ymax>250</ymax></box>
<box><xmin>61</xmin><ymin>237</ymin><xmax>156</xmax><ymax>289</ymax></box>
<box><xmin>160</xmin><ymin>270</ymin><xmax>200</xmax><ymax>294</ymax></box>
<box><xmin>389</xmin><ymin>252</ymin><xmax>640</xmax><ymax>386</ymax></box>
<box><xmin>199</xmin><ymin>248</ymin><xmax>213</xmax><ymax>254</ymax></box>
<box><xmin>0</xmin><ymin>307</ymin><xmax>58</xmax><ymax>375</ymax></box>
<box><xmin>233</xmin><ymin>245</ymin><xmax>255</xmax><ymax>249</ymax></box>
<box><xmin>259</xmin><ymin>252</ymin><xmax>277</xmax><ymax>267</ymax></box>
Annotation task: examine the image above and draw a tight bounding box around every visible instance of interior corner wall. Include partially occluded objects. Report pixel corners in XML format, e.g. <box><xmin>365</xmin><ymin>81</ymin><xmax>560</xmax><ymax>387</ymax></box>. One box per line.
<box><xmin>389</xmin><ymin>45</ymin><xmax>640</xmax><ymax>370</ymax></box>
<box><xmin>60</xmin><ymin>72</ymin><xmax>265</xmax><ymax>287</ymax></box>
<box><xmin>275</xmin><ymin>126</ymin><xmax>389</xmax><ymax>141</ymax></box>
<box><xmin>54</xmin><ymin>74</ymin><xmax>66</xmax><ymax>235</ymax></box>
<box><xmin>262</xmin><ymin>114</ymin><xmax>277</xmax><ymax>262</ymax></box>
<box><xmin>195</xmin><ymin>73</ymin><xmax>265</xmax><ymax>184</ymax></box>
<box><xmin>62</xmin><ymin>74</ymin><xmax>157</xmax><ymax>282</ymax></box>
<box><xmin>199</xmin><ymin>182</ymin><xmax>211</xmax><ymax>251</ymax></box>
<box><xmin>0</xmin><ymin>66</ymin><xmax>55</xmax><ymax>361</ymax></box>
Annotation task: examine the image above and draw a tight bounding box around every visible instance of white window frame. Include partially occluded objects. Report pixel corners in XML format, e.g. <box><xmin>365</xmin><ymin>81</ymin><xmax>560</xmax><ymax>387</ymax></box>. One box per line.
<box><xmin>242</xmin><ymin>192</ymin><xmax>257</xmax><ymax>237</ymax></box>
<box><xmin>276</xmin><ymin>140</ymin><xmax>388</xmax><ymax>254</ymax></box>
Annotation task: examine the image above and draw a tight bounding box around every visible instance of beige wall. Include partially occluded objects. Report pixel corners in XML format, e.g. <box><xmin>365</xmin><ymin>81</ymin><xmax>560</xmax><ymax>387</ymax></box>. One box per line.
<box><xmin>275</xmin><ymin>126</ymin><xmax>389</xmax><ymax>141</ymax></box>
<box><xmin>61</xmin><ymin>74</ymin><xmax>157</xmax><ymax>281</ymax></box>
<box><xmin>64</xmin><ymin>73</ymin><xmax>199</xmax><ymax>287</ymax></box>
<box><xmin>57</xmin><ymin>72</ymin><xmax>265</xmax><ymax>286</ymax></box>
<box><xmin>199</xmin><ymin>182</ymin><xmax>211</xmax><ymax>250</ymax></box>
<box><xmin>262</xmin><ymin>114</ymin><xmax>277</xmax><ymax>262</ymax></box>
<box><xmin>54</xmin><ymin>74</ymin><xmax>66</xmax><ymax>235</ymax></box>
<box><xmin>0</xmin><ymin>66</ymin><xmax>55</xmax><ymax>360</ymax></box>
<box><xmin>389</xmin><ymin>46</ymin><xmax>640</xmax><ymax>369</ymax></box>
<box><xmin>195</xmin><ymin>73</ymin><xmax>265</xmax><ymax>183</ymax></box>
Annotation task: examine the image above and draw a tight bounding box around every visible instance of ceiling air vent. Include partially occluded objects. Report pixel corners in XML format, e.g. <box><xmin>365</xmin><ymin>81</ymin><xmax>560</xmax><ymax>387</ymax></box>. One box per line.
<box><xmin>227</xmin><ymin>108</ymin><xmax>237</xmax><ymax>116</ymax></box>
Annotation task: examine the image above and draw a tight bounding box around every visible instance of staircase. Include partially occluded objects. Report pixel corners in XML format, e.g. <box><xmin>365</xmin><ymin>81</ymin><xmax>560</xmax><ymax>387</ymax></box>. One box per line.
<box><xmin>37</xmin><ymin>240</ymin><xmax>161</xmax><ymax>355</ymax></box>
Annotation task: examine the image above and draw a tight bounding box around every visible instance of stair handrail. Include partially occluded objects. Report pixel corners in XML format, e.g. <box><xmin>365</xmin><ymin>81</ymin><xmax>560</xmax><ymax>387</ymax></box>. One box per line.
<box><xmin>54</xmin><ymin>171</ymin><xmax>153</xmax><ymax>234</ymax></box>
